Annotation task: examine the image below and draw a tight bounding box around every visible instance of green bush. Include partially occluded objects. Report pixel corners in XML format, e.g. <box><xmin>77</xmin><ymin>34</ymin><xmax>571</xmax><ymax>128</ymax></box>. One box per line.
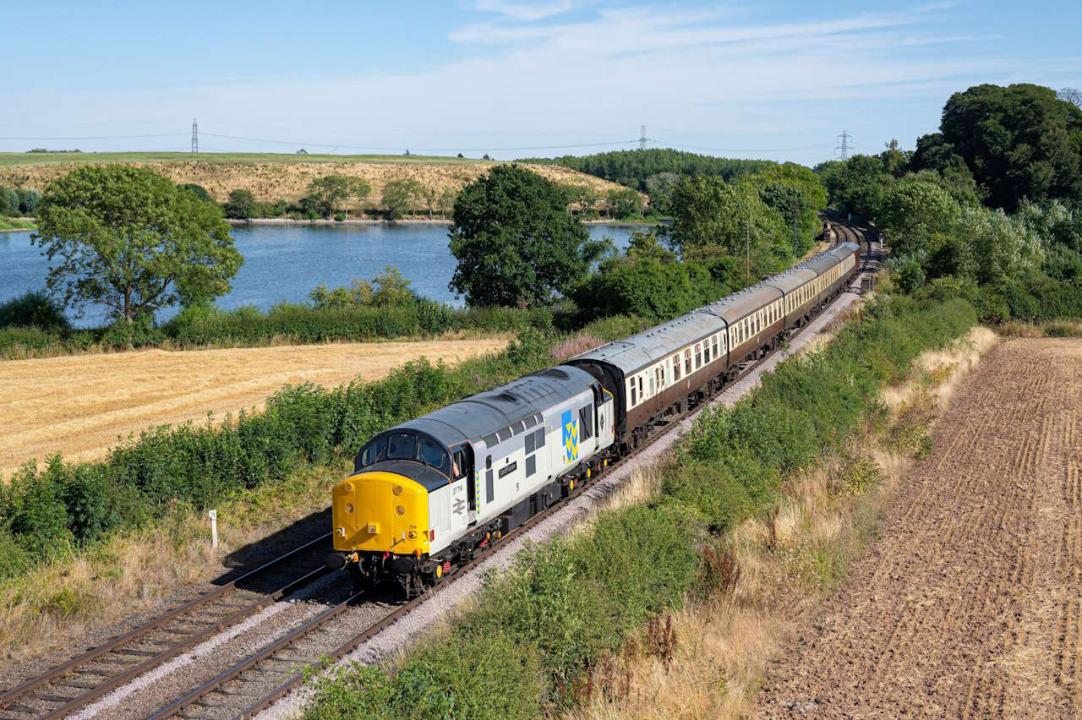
<box><xmin>0</xmin><ymin>187</ymin><xmax>19</xmax><ymax>216</ymax></box>
<box><xmin>0</xmin><ymin>291</ymin><xmax>70</xmax><ymax>331</ymax></box>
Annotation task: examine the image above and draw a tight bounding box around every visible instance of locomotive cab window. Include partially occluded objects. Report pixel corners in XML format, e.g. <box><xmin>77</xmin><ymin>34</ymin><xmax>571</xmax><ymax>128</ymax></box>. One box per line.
<box><xmin>359</xmin><ymin>436</ymin><xmax>388</xmax><ymax>466</ymax></box>
<box><xmin>386</xmin><ymin>432</ymin><xmax>417</xmax><ymax>461</ymax></box>
<box><xmin>418</xmin><ymin>436</ymin><xmax>451</xmax><ymax>476</ymax></box>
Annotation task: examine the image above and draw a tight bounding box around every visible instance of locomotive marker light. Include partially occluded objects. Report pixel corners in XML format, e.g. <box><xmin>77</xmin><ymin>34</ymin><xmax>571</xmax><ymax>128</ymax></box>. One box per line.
<box><xmin>208</xmin><ymin>509</ymin><xmax>218</xmax><ymax>548</ymax></box>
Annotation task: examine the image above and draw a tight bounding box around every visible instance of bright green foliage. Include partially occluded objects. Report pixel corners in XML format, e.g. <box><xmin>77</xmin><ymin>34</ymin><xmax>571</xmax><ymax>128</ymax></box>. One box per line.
<box><xmin>0</xmin><ymin>187</ymin><xmax>19</xmax><ymax>216</ymax></box>
<box><xmin>605</xmin><ymin>187</ymin><xmax>644</xmax><ymax>219</ymax></box>
<box><xmin>34</xmin><ymin>166</ymin><xmax>242</xmax><ymax>321</ymax></box>
<box><xmin>0</xmin><ymin>291</ymin><xmax>71</xmax><ymax>331</ymax></box>
<box><xmin>525</xmin><ymin>148</ymin><xmax>772</xmax><ymax>192</ymax></box>
<box><xmin>310</xmin><ymin>266</ymin><xmax>417</xmax><ymax>310</ymax></box>
<box><xmin>572</xmin><ymin>232</ymin><xmax>721</xmax><ymax>321</ymax></box>
<box><xmin>302</xmin><ymin>175</ymin><xmax>372</xmax><ymax>219</ymax></box>
<box><xmin>877</xmin><ymin>174</ymin><xmax>962</xmax><ymax>257</ymax></box>
<box><xmin>956</xmin><ymin>206</ymin><xmax>1042</xmax><ymax>285</ymax></box>
<box><xmin>449</xmin><ymin>165</ymin><xmax>605</xmax><ymax>307</ymax></box>
<box><xmin>664</xmin><ymin>176</ymin><xmax>790</xmax><ymax>277</ymax></box>
<box><xmin>816</xmin><ymin>155</ymin><xmax>893</xmax><ymax>218</ymax></box>
<box><xmin>178</xmin><ymin>183</ymin><xmax>212</xmax><ymax>202</ymax></box>
<box><xmin>746</xmin><ymin>162</ymin><xmax>829</xmax><ymax>256</ymax></box>
<box><xmin>381</xmin><ymin>178</ymin><xmax>423</xmax><ymax>220</ymax></box>
<box><xmin>223</xmin><ymin>189</ymin><xmax>257</xmax><ymax>220</ymax></box>
<box><xmin>923</xmin><ymin>83</ymin><xmax>1082</xmax><ymax>211</ymax></box>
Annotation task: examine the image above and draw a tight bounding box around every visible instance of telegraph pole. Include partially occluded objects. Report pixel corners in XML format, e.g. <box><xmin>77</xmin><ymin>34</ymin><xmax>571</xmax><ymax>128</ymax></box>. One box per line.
<box><xmin>191</xmin><ymin>118</ymin><xmax>199</xmax><ymax>154</ymax></box>
<box><xmin>835</xmin><ymin>130</ymin><xmax>852</xmax><ymax>160</ymax></box>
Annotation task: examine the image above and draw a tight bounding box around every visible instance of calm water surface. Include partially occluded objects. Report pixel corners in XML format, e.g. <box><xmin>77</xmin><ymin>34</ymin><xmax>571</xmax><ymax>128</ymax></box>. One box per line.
<box><xmin>0</xmin><ymin>223</ymin><xmax>642</xmax><ymax>327</ymax></box>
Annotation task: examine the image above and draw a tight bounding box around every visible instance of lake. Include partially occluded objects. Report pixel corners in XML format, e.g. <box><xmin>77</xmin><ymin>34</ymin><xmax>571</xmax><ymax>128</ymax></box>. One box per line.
<box><xmin>0</xmin><ymin>223</ymin><xmax>643</xmax><ymax>327</ymax></box>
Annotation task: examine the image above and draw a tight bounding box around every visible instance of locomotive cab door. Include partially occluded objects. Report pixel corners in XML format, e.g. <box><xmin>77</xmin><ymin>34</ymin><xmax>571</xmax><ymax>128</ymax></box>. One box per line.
<box><xmin>449</xmin><ymin>444</ymin><xmax>474</xmax><ymax>534</ymax></box>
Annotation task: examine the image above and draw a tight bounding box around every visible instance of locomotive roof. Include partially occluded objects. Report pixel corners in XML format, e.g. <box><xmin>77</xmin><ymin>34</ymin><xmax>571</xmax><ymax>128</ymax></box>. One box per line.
<box><xmin>396</xmin><ymin>365</ymin><xmax>597</xmax><ymax>447</ymax></box>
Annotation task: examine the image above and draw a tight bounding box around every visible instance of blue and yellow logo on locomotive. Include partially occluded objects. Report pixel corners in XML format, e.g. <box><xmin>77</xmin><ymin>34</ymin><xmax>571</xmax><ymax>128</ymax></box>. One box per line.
<box><xmin>562</xmin><ymin>409</ymin><xmax>579</xmax><ymax>462</ymax></box>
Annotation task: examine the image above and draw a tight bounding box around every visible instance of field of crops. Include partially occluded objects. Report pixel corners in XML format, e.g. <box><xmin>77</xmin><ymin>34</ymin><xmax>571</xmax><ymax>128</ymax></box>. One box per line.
<box><xmin>0</xmin><ymin>152</ymin><xmax>624</xmax><ymax>206</ymax></box>
<box><xmin>0</xmin><ymin>337</ymin><xmax>506</xmax><ymax>477</ymax></box>
<box><xmin>760</xmin><ymin>338</ymin><xmax>1082</xmax><ymax>717</ymax></box>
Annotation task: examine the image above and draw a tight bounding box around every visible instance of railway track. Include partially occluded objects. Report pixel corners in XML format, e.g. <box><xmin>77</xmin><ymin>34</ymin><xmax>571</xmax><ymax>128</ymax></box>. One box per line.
<box><xmin>1</xmin><ymin>223</ymin><xmax>879</xmax><ymax>720</ymax></box>
<box><xmin>139</xmin><ymin>226</ymin><xmax>878</xmax><ymax>720</ymax></box>
<box><xmin>0</xmin><ymin>534</ymin><xmax>333</xmax><ymax>720</ymax></box>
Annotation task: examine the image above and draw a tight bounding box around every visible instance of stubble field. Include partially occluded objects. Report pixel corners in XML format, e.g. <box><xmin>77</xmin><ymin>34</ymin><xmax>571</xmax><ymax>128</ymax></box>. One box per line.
<box><xmin>0</xmin><ymin>337</ymin><xmax>507</xmax><ymax>477</ymax></box>
<box><xmin>758</xmin><ymin>338</ymin><xmax>1082</xmax><ymax>718</ymax></box>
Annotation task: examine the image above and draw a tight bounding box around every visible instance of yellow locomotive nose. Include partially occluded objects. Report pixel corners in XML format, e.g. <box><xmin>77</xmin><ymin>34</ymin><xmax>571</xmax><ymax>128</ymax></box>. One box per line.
<box><xmin>331</xmin><ymin>471</ymin><xmax>429</xmax><ymax>556</ymax></box>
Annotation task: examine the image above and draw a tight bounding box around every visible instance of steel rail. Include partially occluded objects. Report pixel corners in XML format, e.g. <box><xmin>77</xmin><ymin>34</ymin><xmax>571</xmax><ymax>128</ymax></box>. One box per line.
<box><xmin>0</xmin><ymin>532</ymin><xmax>334</xmax><ymax>719</ymax></box>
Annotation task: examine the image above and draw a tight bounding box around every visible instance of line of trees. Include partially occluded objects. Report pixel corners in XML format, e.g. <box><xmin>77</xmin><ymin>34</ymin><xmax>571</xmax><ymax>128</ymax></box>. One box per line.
<box><xmin>818</xmin><ymin>83</ymin><xmax>1082</xmax><ymax>322</ymax></box>
<box><xmin>448</xmin><ymin>162</ymin><xmax>827</xmax><ymax>319</ymax></box>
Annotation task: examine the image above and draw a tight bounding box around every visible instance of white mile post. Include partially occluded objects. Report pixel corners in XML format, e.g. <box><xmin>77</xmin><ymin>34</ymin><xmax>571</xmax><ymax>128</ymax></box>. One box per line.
<box><xmin>208</xmin><ymin>509</ymin><xmax>219</xmax><ymax>548</ymax></box>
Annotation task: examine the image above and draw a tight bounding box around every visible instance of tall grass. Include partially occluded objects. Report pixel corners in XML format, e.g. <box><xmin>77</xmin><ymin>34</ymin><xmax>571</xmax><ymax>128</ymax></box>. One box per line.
<box><xmin>304</xmin><ymin>294</ymin><xmax>978</xmax><ymax>720</ymax></box>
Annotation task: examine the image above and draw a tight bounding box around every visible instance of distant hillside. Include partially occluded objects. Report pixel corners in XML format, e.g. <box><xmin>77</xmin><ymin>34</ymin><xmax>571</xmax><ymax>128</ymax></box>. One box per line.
<box><xmin>0</xmin><ymin>152</ymin><xmax>625</xmax><ymax>209</ymax></box>
<box><xmin>522</xmin><ymin>148</ymin><xmax>775</xmax><ymax>191</ymax></box>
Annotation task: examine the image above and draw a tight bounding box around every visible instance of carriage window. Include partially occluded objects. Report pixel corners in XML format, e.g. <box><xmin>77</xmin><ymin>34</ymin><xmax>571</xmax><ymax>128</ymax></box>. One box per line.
<box><xmin>695</xmin><ymin>343</ymin><xmax>702</xmax><ymax>368</ymax></box>
<box><xmin>630</xmin><ymin>380</ymin><xmax>638</xmax><ymax>407</ymax></box>
<box><xmin>638</xmin><ymin>376</ymin><xmax>644</xmax><ymax>401</ymax></box>
<box><xmin>418</xmin><ymin>436</ymin><xmax>450</xmax><ymax>475</ymax></box>
<box><xmin>386</xmin><ymin>432</ymin><xmax>416</xmax><ymax>460</ymax></box>
<box><xmin>673</xmin><ymin>355</ymin><xmax>682</xmax><ymax>381</ymax></box>
<box><xmin>360</xmin><ymin>436</ymin><xmax>387</xmax><ymax>466</ymax></box>
<box><xmin>703</xmin><ymin>341</ymin><xmax>711</xmax><ymax>363</ymax></box>
<box><xmin>684</xmin><ymin>349</ymin><xmax>692</xmax><ymax>374</ymax></box>
<box><xmin>712</xmin><ymin>336</ymin><xmax>719</xmax><ymax>358</ymax></box>
<box><xmin>579</xmin><ymin>405</ymin><xmax>594</xmax><ymax>442</ymax></box>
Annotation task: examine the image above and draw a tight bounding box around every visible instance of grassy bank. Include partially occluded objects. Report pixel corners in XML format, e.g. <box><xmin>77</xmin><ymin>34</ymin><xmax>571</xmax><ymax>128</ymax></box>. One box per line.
<box><xmin>0</xmin><ymin>217</ymin><xmax>33</xmax><ymax>232</ymax></box>
<box><xmin>0</xmin><ymin>152</ymin><xmax>484</xmax><ymax>167</ymax></box>
<box><xmin>303</xmin><ymin>294</ymin><xmax>978</xmax><ymax>720</ymax></box>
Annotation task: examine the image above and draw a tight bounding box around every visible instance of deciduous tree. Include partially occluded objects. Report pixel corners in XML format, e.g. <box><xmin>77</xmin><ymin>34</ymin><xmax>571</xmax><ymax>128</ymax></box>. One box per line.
<box><xmin>33</xmin><ymin>166</ymin><xmax>241</xmax><ymax>322</ymax></box>
<box><xmin>449</xmin><ymin>165</ymin><xmax>604</xmax><ymax>307</ymax></box>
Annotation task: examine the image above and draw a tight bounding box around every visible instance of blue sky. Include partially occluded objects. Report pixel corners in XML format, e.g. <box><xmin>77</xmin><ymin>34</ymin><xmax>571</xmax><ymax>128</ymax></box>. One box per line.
<box><xmin>2</xmin><ymin>0</ymin><xmax>1080</xmax><ymax>165</ymax></box>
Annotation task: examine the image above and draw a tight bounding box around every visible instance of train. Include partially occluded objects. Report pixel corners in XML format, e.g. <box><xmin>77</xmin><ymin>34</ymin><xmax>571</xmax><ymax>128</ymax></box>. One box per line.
<box><xmin>326</xmin><ymin>241</ymin><xmax>862</xmax><ymax>597</ymax></box>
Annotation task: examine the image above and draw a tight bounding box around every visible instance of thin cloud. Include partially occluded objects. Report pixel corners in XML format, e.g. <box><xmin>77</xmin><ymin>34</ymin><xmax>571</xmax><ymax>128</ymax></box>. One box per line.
<box><xmin>474</xmin><ymin>0</ymin><xmax>576</xmax><ymax>21</ymax></box>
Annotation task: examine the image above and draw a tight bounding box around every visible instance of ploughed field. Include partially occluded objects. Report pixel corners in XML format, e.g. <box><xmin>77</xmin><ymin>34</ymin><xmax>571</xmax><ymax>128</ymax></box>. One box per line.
<box><xmin>0</xmin><ymin>338</ymin><xmax>506</xmax><ymax>477</ymax></box>
<box><xmin>759</xmin><ymin>338</ymin><xmax>1082</xmax><ymax>718</ymax></box>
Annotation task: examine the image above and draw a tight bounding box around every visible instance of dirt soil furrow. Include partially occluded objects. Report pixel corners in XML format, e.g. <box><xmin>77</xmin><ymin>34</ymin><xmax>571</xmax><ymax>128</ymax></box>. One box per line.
<box><xmin>758</xmin><ymin>338</ymin><xmax>1082</xmax><ymax>719</ymax></box>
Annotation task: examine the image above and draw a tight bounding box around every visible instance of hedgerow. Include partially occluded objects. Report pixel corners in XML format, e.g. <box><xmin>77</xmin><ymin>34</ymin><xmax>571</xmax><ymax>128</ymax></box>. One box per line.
<box><xmin>0</xmin><ymin>302</ymin><xmax>557</xmax><ymax>360</ymax></box>
<box><xmin>305</xmin><ymin>293</ymin><xmax>977</xmax><ymax>720</ymax></box>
